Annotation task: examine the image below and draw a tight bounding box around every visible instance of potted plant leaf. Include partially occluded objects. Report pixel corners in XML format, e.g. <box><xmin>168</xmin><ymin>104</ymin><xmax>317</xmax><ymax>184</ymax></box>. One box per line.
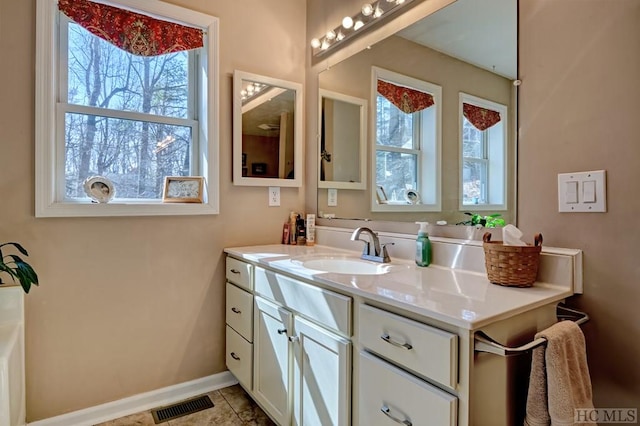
<box><xmin>0</xmin><ymin>242</ymin><xmax>39</xmax><ymax>293</ymax></box>
<box><xmin>457</xmin><ymin>212</ymin><xmax>506</xmax><ymax>228</ymax></box>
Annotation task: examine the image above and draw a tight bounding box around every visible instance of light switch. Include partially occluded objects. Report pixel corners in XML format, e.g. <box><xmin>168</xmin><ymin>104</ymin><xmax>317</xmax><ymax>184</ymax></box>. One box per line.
<box><xmin>327</xmin><ymin>188</ymin><xmax>338</xmax><ymax>207</ymax></box>
<box><xmin>583</xmin><ymin>180</ymin><xmax>596</xmax><ymax>203</ymax></box>
<box><xmin>565</xmin><ymin>181</ymin><xmax>578</xmax><ymax>203</ymax></box>
<box><xmin>558</xmin><ymin>170</ymin><xmax>606</xmax><ymax>212</ymax></box>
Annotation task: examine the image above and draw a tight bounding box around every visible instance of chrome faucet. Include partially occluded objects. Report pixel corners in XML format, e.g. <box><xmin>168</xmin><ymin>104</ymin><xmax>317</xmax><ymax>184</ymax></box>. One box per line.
<box><xmin>350</xmin><ymin>227</ymin><xmax>393</xmax><ymax>263</ymax></box>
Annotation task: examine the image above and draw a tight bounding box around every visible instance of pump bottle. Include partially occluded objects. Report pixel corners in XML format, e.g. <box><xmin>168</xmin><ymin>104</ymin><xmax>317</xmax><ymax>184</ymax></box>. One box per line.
<box><xmin>415</xmin><ymin>222</ymin><xmax>432</xmax><ymax>267</ymax></box>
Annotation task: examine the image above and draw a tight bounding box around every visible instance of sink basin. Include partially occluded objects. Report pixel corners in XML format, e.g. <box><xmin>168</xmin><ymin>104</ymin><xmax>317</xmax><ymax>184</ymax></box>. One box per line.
<box><xmin>291</xmin><ymin>254</ymin><xmax>408</xmax><ymax>275</ymax></box>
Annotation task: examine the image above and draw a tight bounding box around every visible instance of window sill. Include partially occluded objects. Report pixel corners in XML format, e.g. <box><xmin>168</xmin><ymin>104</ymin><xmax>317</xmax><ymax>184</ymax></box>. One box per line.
<box><xmin>36</xmin><ymin>200</ymin><xmax>219</xmax><ymax>218</ymax></box>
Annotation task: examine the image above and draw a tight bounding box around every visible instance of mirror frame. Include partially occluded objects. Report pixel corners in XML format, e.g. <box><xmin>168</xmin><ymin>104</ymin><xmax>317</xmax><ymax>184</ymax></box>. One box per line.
<box><xmin>233</xmin><ymin>70</ymin><xmax>303</xmax><ymax>187</ymax></box>
<box><xmin>318</xmin><ymin>89</ymin><xmax>367</xmax><ymax>190</ymax></box>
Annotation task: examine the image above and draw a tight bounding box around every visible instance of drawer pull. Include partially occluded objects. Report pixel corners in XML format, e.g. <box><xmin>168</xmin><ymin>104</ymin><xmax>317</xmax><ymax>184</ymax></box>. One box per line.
<box><xmin>380</xmin><ymin>334</ymin><xmax>413</xmax><ymax>350</ymax></box>
<box><xmin>231</xmin><ymin>307</ymin><xmax>242</xmax><ymax>314</ymax></box>
<box><xmin>277</xmin><ymin>328</ymin><xmax>288</xmax><ymax>335</ymax></box>
<box><xmin>380</xmin><ymin>405</ymin><xmax>412</xmax><ymax>426</ymax></box>
<box><xmin>230</xmin><ymin>352</ymin><xmax>241</xmax><ymax>361</ymax></box>
<box><xmin>381</xmin><ymin>333</ymin><xmax>413</xmax><ymax>350</ymax></box>
<box><xmin>230</xmin><ymin>269</ymin><xmax>241</xmax><ymax>274</ymax></box>
<box><xmin>288</xmin><ymin>335</ymin><xmax>299</xmax><ymax>343</ymax></box>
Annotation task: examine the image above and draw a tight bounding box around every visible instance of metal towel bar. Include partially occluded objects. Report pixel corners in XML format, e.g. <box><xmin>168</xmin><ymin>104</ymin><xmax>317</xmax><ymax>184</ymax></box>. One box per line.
<box><xmin>474</xmin><ymin>305</ymin><xmax>589</xmax><ymax>357</ymax></box>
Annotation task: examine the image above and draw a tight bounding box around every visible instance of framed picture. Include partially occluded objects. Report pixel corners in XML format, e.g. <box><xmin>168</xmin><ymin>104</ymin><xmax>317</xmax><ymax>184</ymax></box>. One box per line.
<box><xmin>162</xmin><ymin>176</ymin><xmax>204</xmax><ymax>203</ymax></box>
<box><xmin>375</xmin><ymin>185</ymin><xmax>388</xmax><ymax>204</ymax></box>
<box><xmin>83</xmin><ymin>175</ymin><xmax>115</xmax><ymax>203</ymax></box>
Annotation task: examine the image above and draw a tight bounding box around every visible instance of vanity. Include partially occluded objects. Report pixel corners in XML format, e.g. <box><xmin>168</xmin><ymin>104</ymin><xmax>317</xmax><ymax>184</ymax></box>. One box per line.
<box><xmin>224</xmin><ymin>226</ymin><xmax>582</xmax><ymax>426</ymax></box>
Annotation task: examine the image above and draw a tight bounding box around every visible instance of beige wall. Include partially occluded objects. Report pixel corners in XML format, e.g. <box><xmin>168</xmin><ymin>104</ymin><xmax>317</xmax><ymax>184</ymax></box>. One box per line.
<box><xmin>519</xmin><ymin>0</ymin><xmax>640</xmax><ymax>409</ymax></box>
<box><xmin>0</xmin><ymin>0</ymin><xmax>306</xmax><ymax>421</ymax></box>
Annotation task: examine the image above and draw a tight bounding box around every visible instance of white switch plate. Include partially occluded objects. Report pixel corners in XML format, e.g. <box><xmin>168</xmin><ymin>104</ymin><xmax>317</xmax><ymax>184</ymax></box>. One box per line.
<box><xmin>327</xmin><ymin>188</ymin><xmax>338</xmax><ymax>206</ymax></box>
<box><xmin>558</xmin><ymin>170</ymin><xmax>606</xmax><ymax>212</ymax></box>
<box><xmin>268</xmin><ymin>187</ymin><xmax>280</xmax><ymax>206</ymax></box>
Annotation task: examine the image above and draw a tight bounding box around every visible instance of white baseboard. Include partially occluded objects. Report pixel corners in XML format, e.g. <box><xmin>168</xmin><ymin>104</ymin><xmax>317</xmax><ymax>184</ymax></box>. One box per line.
<box><xmin>28</xmin><ymin>371</ymin><xmax>238</xmax><ymax>426</ymax></box>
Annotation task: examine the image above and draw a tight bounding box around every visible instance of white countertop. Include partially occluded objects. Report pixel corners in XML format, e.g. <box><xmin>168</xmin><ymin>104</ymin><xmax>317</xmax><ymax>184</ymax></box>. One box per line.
<box><xmin>224</xmin><ymin>244</ymin><xmax>574</xmax><ymax>330</ymax></box>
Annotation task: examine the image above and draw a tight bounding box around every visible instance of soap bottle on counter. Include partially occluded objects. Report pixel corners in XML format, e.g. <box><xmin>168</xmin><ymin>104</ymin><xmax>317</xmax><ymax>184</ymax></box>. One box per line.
<box><xmin>415</xmin><ymin>221</ymin><xmax>432</xmax><ymax>267</ymax></box>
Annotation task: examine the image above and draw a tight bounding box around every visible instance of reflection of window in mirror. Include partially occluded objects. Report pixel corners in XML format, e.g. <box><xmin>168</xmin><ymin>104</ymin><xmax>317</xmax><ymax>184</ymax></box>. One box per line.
<box><xmin>372</xmin><ymin>67</ymin><xmax>441</xmax><ymax>212</ymax></box>
<box><xmin>459</xmin><ymin>93</ymin><xmax>507</xmax><ymax>210</ymax></box>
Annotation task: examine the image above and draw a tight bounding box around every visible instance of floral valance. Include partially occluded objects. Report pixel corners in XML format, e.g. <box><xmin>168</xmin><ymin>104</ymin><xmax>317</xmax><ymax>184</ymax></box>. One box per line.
<box><xmin>58</xmin><ymin>0</ymin><xmax>204</xmax><ymax>57</ymax></box>
<box><xmin>377</xmin><ymin>80</ymin><xmax>434</xmax><ymax>114</ymax></box>
<box><xmin>463</xmin><ymin>103</ymin><xmax>501</xmax><ymax>131</ymax></box>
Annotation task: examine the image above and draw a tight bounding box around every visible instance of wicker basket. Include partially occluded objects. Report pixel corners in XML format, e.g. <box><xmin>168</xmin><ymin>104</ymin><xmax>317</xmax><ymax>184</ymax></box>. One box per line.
<box><xmin>482</xmin><ymin>232</ymin><xmax>543</xmax><ymax>287</ymax></box>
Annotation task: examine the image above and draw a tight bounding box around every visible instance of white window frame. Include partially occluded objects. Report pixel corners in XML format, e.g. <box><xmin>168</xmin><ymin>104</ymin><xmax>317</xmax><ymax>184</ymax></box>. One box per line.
<box><xmin>459</xmin><ymin>93</ymin><xmax>507</xmax><ymax>211</ymax></box>
<box><xmin>35</xmin><ymin>0</ymin><xmax>219</xmax><ymax>217</ymax></box>
<box><xmin>371</xmin><ymin>67</ymin><xmax>442</xmax><ymax>213</ymax></box>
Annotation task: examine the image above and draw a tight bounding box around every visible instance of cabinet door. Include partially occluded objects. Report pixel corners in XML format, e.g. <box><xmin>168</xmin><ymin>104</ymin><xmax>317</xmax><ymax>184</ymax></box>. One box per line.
<box><xmin>293</xmin><ymin>316</ymin><xmax>351</xmax><ymax>426</ymax></box>
<box><xmin>254</xmin><ymin>296</ymin><xmax>293</xmax><ymax>426</ymax></box>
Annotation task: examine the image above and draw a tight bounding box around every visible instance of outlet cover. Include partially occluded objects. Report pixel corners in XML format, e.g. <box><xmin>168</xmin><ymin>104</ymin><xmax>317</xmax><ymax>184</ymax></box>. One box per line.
<box><xmin>269</xmin><ymin>187</ymin><xmax>280</xmax><ymax>206</ymax></box>
<box><xmin>327</xmin><ymin>188</ymin><xmax>338</xmax><ymax>206</ymax></box>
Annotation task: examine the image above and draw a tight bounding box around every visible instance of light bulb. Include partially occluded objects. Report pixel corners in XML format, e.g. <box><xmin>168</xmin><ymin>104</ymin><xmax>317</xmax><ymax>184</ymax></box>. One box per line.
<box><xmin>336</xmin><ymin>31</ymin><xmax>345</xmax><ymax>41</ymax></box>
<box><xmin>396</xmin><ymin>0</ymin><xmax>406</xmax><ymax>4</ymax></box>
<box><xmin>311</xmin><ymin>38</ymin><xmax>321</xmax><ymax>49</ymax></box>
<box><xmin>353</xmin><ymin>20</ymin><xmax>364</xmax><ymax>30</ymax></box>
<box><xmin>342</xmin><ymin>16</ymin><xmax>353</xmax><ymax>29</ymax></box>
<box><xmin>326</xmin><ymin>30</ymin><xmax>336</xmax><ymax>40</ymax></box>
<box><xmin>321</xmin><ymin>39</ymin><xmax>330</xmax><ymax>50</ymax></box>
<box><xmin>361</xmin><ymin>3</ymin><xmax>373</xmax><ymax>16</ymax></box>
<box><xmin>373</xmin><ymin>6</ymin><xmax>383</xmax><ymax>18</ymax></box>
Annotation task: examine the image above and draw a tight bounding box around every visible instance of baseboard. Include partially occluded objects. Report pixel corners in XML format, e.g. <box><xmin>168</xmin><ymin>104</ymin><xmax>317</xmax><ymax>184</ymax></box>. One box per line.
<box><xmin>28</xmin><ymin>371</ymin><xmax>238</xmax><ymax>426</ymax></box>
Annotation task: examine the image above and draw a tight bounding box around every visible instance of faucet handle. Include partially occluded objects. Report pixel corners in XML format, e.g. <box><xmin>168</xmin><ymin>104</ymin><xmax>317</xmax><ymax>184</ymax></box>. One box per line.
<box><xmin>380</xmin><ymin>242</ymin><xmax>394</xmax><ymax>263</ymax></box>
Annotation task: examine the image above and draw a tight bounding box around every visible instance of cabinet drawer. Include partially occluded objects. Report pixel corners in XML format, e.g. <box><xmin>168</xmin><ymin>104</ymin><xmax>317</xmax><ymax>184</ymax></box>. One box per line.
<box><xmin>226</xmin><ymin>283</ymin><xmax>253</xmax><ymax>342</ymax></box>
<box><xmin>358</xmin><ymin>351</ymin><xmax>457</xmax><ymax>426</ymax></box>
<box><xmin>226</xmin><ymin>325</ymin><xmax>253</xmax><ymax>390</ymax></box>
<box><xmin>226</xmin><ymin>257</ymin><xmax>253</xmax><ymax>291</ymax></box>
<box><xmin>255</xmin><ymin>267</ymin><xmax>352</xmax><ymax>336</ymax></box>
<box><xmin>358</xmin><ymin>304</ymin><xmax>458</xmax><ymax>389</ymax></box>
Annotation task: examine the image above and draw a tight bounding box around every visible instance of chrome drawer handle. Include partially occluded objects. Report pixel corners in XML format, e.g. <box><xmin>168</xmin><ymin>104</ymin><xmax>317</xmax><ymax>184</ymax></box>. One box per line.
<box><xmin>381</xmin><ymin>405</ymin><xmax>412</xmax><ymax>426</ymax></box>
<box><xmin>277</xmin><ymin>328</ymin><xmax>288</xmax><ymax>335</ymax></box>
<box><xmin>230</xmin><ymin>269</ymin><xmax>241</xmax><ymax>274</ymax></box>
<box><xmin>288</xmin><ymin>335</ymin><xmax>299</xmax><ymax>343</ymax></box>
<box><xmin>381</xmin><ymin>334</ymin><xmax>413</xmax><ymax>350</ymax></box>
<box><xmin>231</xmin><ymin>307</ymin><xmax>242</xmax><ymax>314</ymax></box>
<box><xmin>230</xmin><ymin>352</ymin><xmax>241</xmax><ymax>361</ymax></box>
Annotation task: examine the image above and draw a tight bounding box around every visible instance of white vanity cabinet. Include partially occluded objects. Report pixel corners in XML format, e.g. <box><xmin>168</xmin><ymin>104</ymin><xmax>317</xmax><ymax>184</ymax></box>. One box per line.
<box><xmin>226</xmin><ymin>257</ymin><xmax>352</xmax><ymax>426</ymax></box>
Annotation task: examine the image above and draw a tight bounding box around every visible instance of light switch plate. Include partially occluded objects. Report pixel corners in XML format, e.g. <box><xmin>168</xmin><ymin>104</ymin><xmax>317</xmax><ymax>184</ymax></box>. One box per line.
<box><xmin>558</xmin><ymin>170</ymin><xmax>606</xmax><ymax>212</ymax></box>
<box><xmin>268</xmin><ymin>187</ymin><xmax>280</xmax><ymax>206</ymax></box>
<box><xmin>327</xmin><ymin>188</ymin><xmax>338</xmax><ymax>206</ymax></box>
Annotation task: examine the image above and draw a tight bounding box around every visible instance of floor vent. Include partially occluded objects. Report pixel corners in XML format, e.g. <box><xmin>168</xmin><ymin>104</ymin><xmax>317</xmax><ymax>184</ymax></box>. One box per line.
<box><xmin>151</xmin><ymin>395</ymin><xmax>214</xmax><ymax>423</ymax></box>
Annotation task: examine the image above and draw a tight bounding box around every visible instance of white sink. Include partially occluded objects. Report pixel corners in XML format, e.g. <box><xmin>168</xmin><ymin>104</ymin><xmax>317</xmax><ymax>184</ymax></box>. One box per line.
<box><xmin>291</xmin><ymin>254</ymin><xmax>408</xmax><ymax>275</ymax></box>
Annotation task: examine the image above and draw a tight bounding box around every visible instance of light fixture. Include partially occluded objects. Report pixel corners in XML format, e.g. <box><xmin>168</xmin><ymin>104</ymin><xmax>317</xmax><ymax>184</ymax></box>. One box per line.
<box><xmin>311</xmin><ymin>0</ymin><xmax>415</xmax><ymax>57</ymax></box>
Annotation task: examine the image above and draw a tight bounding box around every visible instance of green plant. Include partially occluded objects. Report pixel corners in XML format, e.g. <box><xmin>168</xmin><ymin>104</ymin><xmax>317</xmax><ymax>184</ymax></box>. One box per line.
<box><xmin>457</xmin><ymin>212</ymin><xmax>506</xmax><ymax>228</ymax></box>
<box><xmin>0</xmin><ymin>242</ymin><xmax>39</xmax><ymax>294</ymax></box>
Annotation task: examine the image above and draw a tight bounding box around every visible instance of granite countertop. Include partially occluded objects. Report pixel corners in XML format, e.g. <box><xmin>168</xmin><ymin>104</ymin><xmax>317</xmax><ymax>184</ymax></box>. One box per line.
<box><xmin>224</xmin><ymin>244</ymin><xmax>573</xmax><ymax>330</ymax></box>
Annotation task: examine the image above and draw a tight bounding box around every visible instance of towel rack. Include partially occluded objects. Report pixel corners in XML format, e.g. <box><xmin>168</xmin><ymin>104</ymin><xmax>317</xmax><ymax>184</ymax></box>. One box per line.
<box><xmin>474</xmin><ymin>305</ymin><xmax>589</xmax><ymax>357</ymax></box>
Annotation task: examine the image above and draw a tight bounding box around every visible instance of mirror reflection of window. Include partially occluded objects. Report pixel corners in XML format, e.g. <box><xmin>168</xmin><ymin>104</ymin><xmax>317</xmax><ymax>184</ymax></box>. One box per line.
<box><xmin>460</xmin><ymin>93</ymin><xmax>507</xmax><ymax>210</ymax></box>
<box><xmin>372</xmin><ymin>67</ymin><xmax>441</xmax><ymax>212</ymax></box>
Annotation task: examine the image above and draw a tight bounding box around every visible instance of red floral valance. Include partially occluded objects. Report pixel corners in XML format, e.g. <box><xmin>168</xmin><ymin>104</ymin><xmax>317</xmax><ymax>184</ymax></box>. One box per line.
<box><xmin>377</xmin><ymin>80</ymin><xmax>434</xmax><ymax>114</ymax></box>
<box><xmin>463</xmin><ymin>103</ymin><xmax>501</xmax><ymax>131</ymax></box>
<box><xmin>58</xmin><ymin>0</ymin><xmax>204</xmax><ymax>57</ymax></box>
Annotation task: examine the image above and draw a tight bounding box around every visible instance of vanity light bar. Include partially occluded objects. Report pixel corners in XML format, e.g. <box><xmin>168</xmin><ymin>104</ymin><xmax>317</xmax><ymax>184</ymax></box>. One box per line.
<box><xmin>311</xmin><ymin>0</ymin><xmax>415</xmax><ymax>57</ymax></box>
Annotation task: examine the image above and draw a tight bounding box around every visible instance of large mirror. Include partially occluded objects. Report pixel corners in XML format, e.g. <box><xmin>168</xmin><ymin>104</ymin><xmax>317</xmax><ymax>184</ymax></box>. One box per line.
<box><xmin>317</xmin><ymin>0</ymin><xmax>517</xmax><ymax>224</ymax></box>
<box><xmin>233</xmin><ymin>70</ymin><xmax>303</xmax><ymax>187</ymax></box>
<box><xmin>318</xmin><ymin>89</ymin><xmax>367</xmax><ymax>190</ymax></box>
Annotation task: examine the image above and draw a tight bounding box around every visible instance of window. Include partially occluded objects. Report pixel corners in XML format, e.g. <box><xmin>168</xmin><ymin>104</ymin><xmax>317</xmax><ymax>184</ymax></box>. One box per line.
<box><xmin>460</xmin><ymin>93</ymin><xmax>507</xmax><ymax>210</ymax></box>
<box><xmin>372</xmin><ymin>67</ymin><xmax>441</xmax><ymax>212</ymax></box>
<box><xmin>36</xmin><ymin>0</ymin><xmax>219</xmax><ymax>217</ymax></box>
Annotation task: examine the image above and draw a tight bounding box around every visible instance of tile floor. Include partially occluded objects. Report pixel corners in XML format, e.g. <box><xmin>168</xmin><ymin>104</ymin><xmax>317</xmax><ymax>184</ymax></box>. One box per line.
<box><xmin>94</xmin><ymin>385</ymin><xmax>275</xmax><ymax>426</ymax></box>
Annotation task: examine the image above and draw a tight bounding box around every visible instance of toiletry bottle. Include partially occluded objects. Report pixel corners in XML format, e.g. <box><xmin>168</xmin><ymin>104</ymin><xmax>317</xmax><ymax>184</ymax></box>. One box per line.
<box><xmin>415</xmin><ymin>221</ymin><xmax>432</xmax><ymax>267</ymax></box>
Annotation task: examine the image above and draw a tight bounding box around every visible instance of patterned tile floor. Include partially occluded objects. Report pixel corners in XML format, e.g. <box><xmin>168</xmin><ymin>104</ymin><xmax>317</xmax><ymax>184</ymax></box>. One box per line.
<box><xmin>94</xmin><ymin>385</ymin><xmax>275</xmax><ymax>426</ymax></box>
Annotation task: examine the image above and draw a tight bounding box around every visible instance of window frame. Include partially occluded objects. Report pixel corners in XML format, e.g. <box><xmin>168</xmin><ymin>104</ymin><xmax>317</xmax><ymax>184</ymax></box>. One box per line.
<box><xmin>36</xmin><ymin>0</ymin><xmax>219</xmax><ymax>217</ymax></box>
<box><xmin>371</xmin><ymin>67</ymin><xmax>442</xmax><ymax>213</ymax></box>
<box><xmin>459</xmin><ymin>93</ymin><xmax>508</xmax><ymax>211</ymax></box>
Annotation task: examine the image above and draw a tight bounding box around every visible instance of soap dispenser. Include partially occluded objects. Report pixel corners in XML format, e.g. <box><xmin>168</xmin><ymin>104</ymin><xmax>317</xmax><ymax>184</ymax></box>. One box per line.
<box><xmin>415</xmin><ymin>222</ymin><xmax>432</xmax><ymax>267</ymax></box>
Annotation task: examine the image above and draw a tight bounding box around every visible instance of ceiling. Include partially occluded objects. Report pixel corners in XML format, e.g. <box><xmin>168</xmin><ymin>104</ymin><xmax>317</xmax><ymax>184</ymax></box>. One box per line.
<box><xmin>396</xmin><ymin>0</ymin><xmax>517</xmax><ymax>79</ymax></box>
